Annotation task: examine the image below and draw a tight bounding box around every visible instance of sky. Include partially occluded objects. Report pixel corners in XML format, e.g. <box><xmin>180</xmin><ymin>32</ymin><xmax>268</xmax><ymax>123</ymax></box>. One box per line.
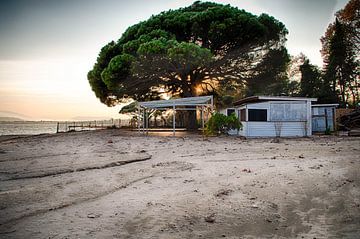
<box><xmin>0</xmin><ymin>0</ymin><xmax>349</xmax><ymax>120</ymax></box>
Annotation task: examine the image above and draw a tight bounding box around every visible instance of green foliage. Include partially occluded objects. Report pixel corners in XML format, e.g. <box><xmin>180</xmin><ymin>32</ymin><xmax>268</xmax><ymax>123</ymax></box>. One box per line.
<box><xmin>325</xmin><ymin>127</ymin><xmax>331</xmax><ymax>135</ymax></box>
<box><xmin>205</xmin><ymin>113</ymin><xmax>242</xmax><ymax>135</ymax></box>
<box><xmin>299</xmin><ymin>59</ymin><xmax>322</xmax><ymax>98</ymax></box>
<box><xmin>219</xmin><ymin>95</ymin><xmax>234</xmax><ymax>107</ymax></box>
<box><xmin>322</xmin><ymin>15</ymin><xmax>359</xmax><ymax>107</ymax></box>
<box><xmin>167</xmin><ymin>42</ymin><xmax>212</xmax><ymax>67</ymax></box>
<box><xmin>88</xmin><ymin>1</ymin><xmax>289</xmax><ymax>105</ymax></box>
<box><xmin>119</xmin><ymin>102</ymin><xmax>137</xmax><ymax>114</ymax></box>
<box><xmin>245</xmin><ymin>46</ymin><xmax>290</xmax><ymax>96</ymax></box>
<box><xmin>325</xmin><ymin>20</ymin><xmax>358</xmax><ymax>106</ymax></box>
<box><xmin>101</xmin><ymin>54</ymin><xmax>135</xmax><ymax>90</ymax></box>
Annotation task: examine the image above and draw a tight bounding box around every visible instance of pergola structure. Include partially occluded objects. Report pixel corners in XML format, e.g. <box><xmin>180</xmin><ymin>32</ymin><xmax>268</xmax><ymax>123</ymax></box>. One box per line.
<box><xmin>137</xmin><ymin>95</ymin><xmax>214</xmax><ymax>136</ymax></box>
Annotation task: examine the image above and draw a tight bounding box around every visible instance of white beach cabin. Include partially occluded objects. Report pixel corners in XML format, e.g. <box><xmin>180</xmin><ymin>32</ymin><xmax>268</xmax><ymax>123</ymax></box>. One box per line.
<box><xmin>226</xmin><ymin>96</ymin><xmax>317</xmax><ymax>137</ymax></box>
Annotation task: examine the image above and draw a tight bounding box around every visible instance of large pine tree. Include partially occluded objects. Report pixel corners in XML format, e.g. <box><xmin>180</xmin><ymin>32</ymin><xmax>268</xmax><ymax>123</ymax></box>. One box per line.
<box><xmin>88</xmin><ymin>2</ymin><xmax>289</xmax><ymax>107</ymax></box>
<box><xmin>323</xmin><ymin>19</ymin><xmax>358</xmax><ymax>106</ymax></box>
<box><xmin>321</xmin><ymin>0</ymin><xmax>359</xmax><ymax>107</ymax></box>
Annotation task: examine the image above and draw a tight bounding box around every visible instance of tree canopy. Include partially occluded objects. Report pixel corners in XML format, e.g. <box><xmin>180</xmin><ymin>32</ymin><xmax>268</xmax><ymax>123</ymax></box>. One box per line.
<box><xmin>299</xmin><ymin>58</ymin><xmax>322</xmax><ymax>98</ymax></box>
<box><xmin>88</xmin><ymin>1</ymin><xmax>289</xmax><ymax>106</ymax></box>
<box><xmin>321</xmin><ymin>0</ymin><xmax>359</xmax><ymax>106</ymax></box>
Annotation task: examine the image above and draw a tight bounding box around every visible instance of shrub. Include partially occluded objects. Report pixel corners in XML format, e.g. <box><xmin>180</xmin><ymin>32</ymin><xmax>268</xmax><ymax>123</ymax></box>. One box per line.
<box><xmin>205</xmin><ymin>113</ymin><xmax>242</xmax><ymax>136</ymax></box>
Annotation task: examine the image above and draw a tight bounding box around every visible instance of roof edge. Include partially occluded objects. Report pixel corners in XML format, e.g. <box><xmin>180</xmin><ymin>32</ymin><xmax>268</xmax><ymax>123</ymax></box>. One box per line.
<box><xmin>234</xmin><ymin>96</ymin><xmax>317</xmax><ymax>106</ymax></box>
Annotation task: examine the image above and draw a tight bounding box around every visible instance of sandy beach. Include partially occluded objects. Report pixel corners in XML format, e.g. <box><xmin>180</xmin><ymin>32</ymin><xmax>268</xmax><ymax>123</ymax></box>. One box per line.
<box><xmin>0</xmin><ymin>129</ymin><xmax>359</xmax><ymax>238</ymax></box>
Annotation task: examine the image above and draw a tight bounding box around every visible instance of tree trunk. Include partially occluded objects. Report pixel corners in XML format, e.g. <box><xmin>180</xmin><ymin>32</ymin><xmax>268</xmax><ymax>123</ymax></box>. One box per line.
<box><xmin>183</xmin><ymin>85</ymin><xmax>198</xmax><ymax>131</ymax></box>
<box><xmin>186</xmin><ymin>110</ymin><xmax>198</xmax><ymax>131</ymax></box>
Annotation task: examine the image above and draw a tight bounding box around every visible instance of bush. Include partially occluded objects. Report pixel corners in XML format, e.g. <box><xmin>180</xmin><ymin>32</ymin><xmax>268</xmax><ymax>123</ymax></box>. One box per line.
<box><xmin>205</xmin><ymin>113</ymin><xmax>242</xmax><ymax>136</ymax></box>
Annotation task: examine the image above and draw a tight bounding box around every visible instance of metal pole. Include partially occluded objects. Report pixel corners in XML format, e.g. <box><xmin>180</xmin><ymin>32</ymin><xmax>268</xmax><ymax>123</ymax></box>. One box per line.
<box><xmin>173</xmin><ymin>105</ymin><xmax>176</xmax><ymax>136</ymax></box>
<box><xmin>142</xmin><ymin>109</ymin><xmax>145</xmax><ymax>134</ymax></box>
<box><xmin>137</xmin><ymin>105</ymin><xmax>141</xmax><ymax>134</ymax></box>
<box><xmin>202</xmin><ymin>106</ymin><xmax>205</xmax><ymax>133</ymax></box>
<box><xmin>145</xmin><ymin>109</ymin><xmax>148</xmax><ymax>135</ymax></box>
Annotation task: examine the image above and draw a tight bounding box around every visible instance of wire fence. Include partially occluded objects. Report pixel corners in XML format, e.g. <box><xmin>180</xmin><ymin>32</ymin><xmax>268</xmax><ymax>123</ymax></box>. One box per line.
<box><xmin>56</xmin><ymin>119</ymin><xmax>132</xmax><ymax>133</ymax></box>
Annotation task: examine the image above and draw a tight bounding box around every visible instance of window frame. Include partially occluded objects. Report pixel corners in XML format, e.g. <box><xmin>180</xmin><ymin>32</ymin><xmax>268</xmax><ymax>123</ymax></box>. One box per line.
<box><xmin>248</xmin><ymin>109</ymin><xmax>267</xmax><ymax>122</ymax></box>
<box><xmin>226</xmin><ymin>108</ymin><xmax>235</xmax><ymax>116</ymax></box>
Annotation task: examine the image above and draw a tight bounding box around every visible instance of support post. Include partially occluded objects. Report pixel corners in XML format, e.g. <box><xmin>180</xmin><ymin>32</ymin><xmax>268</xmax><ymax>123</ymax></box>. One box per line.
<box><xmin>306</xmin><ymin>100</ymin><xmax>312</xmax><ymax>136</ymax></box>
<box><xmin>325</xmin><ymin>109</ymin><xmax>328</xmax><ymax>131</ymax></box>
<box><xmin>137</xmin><ymin>105</ymin><xmax>141</xmax><ymax>134</ymax></box>
<box><xmin>145</xmin><ymin>109</ymin><xmax>148</xmax><ymax>135</ymax></box>
<box><xmin>173</xmin><ymin>105</ymin><xmax>176</xmax><ymax>136</ymax></box>
<box><xmin>201</xmin><ymin>106</ymin><xmax>205</xmax><ymax>134</ymax></box>
<box><xmin>142</xmin><ymin>109</ymin><xmax>145</xmax><ymax>134</ymax></box>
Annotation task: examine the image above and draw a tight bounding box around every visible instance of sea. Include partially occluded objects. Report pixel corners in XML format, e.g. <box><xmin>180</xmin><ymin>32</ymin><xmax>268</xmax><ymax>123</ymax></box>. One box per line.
<box><xmin>0</xmin><ymin>121</ymin><xmax>58</xmax><ymax>136</ymax></box>
<box><xmin>0</xmin><ymin>119</ymin><xmax>130</xmax><ymax>136</ymax></box>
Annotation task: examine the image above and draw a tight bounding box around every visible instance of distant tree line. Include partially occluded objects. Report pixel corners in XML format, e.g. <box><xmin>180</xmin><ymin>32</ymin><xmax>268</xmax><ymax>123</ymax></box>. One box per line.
<box><xmin>294</xmin><ymin>0</ymin><xmax>359</xmax><ymax>107</ymax></box>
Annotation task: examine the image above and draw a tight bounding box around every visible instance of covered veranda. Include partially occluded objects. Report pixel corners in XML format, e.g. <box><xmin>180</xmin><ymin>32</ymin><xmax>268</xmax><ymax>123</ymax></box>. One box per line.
<box><xmin>137</xmin><ymin>96</ymin><xmax>214</xmax><ymax>136</ymax></box>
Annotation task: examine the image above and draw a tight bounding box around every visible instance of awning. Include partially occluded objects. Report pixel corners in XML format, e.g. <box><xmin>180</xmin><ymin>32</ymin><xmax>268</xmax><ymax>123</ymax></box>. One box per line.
<box><xmin>137</xmin><ymin>96</ymin><xmax>214</xmax><ymax>136</ymax></box>
<box><xmin>139</xmin><ymin>95</ymin><xmax>213</xmax><ymax>109</ymax></box>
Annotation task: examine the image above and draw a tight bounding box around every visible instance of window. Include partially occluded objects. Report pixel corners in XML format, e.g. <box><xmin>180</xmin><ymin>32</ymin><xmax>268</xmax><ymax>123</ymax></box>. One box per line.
<box><xmin>240</xmin><ymin>109</ymin><xmax>246</xmax><ymax>121</ymax></box>
<box><xmin>248</xmin><ymin>109</ymin><xmax>267</xmax><ymax>121</ymax></box>
<box><xmin>270</xmin><ymin>103</ymin><xmax>306</xmax><ymax>121</ymax></box>
<box><xmin>227</xmin><ymin>109</ymin><xmax>235</xmax><ymax>116</ymax></box>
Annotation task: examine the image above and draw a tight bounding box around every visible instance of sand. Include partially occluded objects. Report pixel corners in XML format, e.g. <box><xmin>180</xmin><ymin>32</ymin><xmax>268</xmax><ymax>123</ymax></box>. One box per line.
<box><xmin>0</xmin><ymin>129</ymin><xmax>359</xmax><ymax>238</ymax></box>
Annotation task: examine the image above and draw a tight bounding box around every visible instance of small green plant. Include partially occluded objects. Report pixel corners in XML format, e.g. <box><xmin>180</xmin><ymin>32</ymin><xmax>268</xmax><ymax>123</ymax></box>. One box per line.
<box><xmin>205</xmin><ymin>113</ymin><xmax>242</xmax><ymax>136</ymax></box>
<box><xmin>325</xmin><ymin>127</ymin><xmax>331</xmax><ymax>135</ymax></box>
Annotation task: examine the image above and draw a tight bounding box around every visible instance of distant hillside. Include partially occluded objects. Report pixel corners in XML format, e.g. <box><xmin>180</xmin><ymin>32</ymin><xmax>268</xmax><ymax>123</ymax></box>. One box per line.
<box><xmin>71</xmin><ymin>116</ymin><xmax>112</xmax><ymax>121</ymax></box>
<box><xmin>0</xmin><ymin>111</ymin><xmax>31</xmax><ymax>120</ymax></box>
<box><xmin>0</xmin><ymin>117</ymin><xmax>25</xmax><ymax>122</ymax></box>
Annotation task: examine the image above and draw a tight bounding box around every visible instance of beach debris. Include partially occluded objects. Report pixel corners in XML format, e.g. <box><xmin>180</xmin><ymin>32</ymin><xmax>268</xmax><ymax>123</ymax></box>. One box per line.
<box><xmin>251</xmin><ymin>204</ymin><xmax>259</xmax><ymax>208</ymax></box>
<box><xmin>215</xmin><ymin>189</ymin><xmax>233</xmax><ymax>198</ymax></box>
<box><xmin>271</xmin><ymin>138</ymin><xmax>281</xmax><ymax>143</ymax></box>
<box><xmin>242</xmin><ymin>168</ymin><xmax>252</xmax><ymax>173</ymax></box>
<box><xmin>338</xmin><ymin>108</ymin><xmax>360</xmax><ymax>130</ymax></box>
<box><xmin>268</xmin><ymin>202</ymin><xmax>278</xmax><ymax>209</ymax></box>
<box><xmin>107</xmin><ymin>140</ymin><xmax>113</xmax><ymax>143</ymax></box>
<box><xmin>349</xmin><ymin>129</ymin><xmax>360</xmax><ymax>136</ymax></box>
<box><xmin>309</xmin><ymin>164</ymin><xmax>323</xmax><ymax>170</ymax></box>
<box><xmin>87</xmin><ymin>213</ymin><xmax>101</xmax><ymax>219</ymax></box>
<box><xmin>183</xmin><ymin>179</ymin><xmax>194</xmax><ymax>183</ymax></box>
<box><xmin>298</xmin><ymin>155</ymin><xmax>304</xmax><ymax>159</ymax></box>
<box><xmin>204</xmin><ymin>213</ymin><xmax>216</xmax><ymax>223</ymax></box>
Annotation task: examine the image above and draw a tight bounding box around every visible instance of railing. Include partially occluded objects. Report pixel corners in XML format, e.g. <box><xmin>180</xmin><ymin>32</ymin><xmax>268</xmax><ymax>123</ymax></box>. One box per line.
<box><xmin>56</xmin><ymin>119</ymin><xmax>132</xmax><ymax>133</ymax></box>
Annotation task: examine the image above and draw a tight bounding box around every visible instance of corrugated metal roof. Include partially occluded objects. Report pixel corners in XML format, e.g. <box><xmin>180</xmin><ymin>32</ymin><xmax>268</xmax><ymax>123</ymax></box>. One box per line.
<box><xmin>312</xmin><ymin>103</ymin><xmax>339</xmax><ymax>107</ymax></box>
<box><xmin>233</xmin><ymin>96</ymin><xmax>317</xmax><ymax>106</ymax></box>
<box><xmin>139</xmin><ymin>95</ymin><xmax>213</xmax><ymax>109</ymax></box>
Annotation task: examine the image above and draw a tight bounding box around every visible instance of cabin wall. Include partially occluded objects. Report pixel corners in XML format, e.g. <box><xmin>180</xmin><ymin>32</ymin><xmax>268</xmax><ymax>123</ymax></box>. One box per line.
<box><xmin>312</xmin><ymin>106</ymin><xmax>336</xmax><ymax>132</ymax></box>
<box><xmin>245</xmin><ymin>122</ymin><xmax>306</xmax><ymax>137</ymax></box>
<box><xmin>233</xmin><ymin>101</ymin><xmax>311</xmax><ymax>137</ymax></box>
